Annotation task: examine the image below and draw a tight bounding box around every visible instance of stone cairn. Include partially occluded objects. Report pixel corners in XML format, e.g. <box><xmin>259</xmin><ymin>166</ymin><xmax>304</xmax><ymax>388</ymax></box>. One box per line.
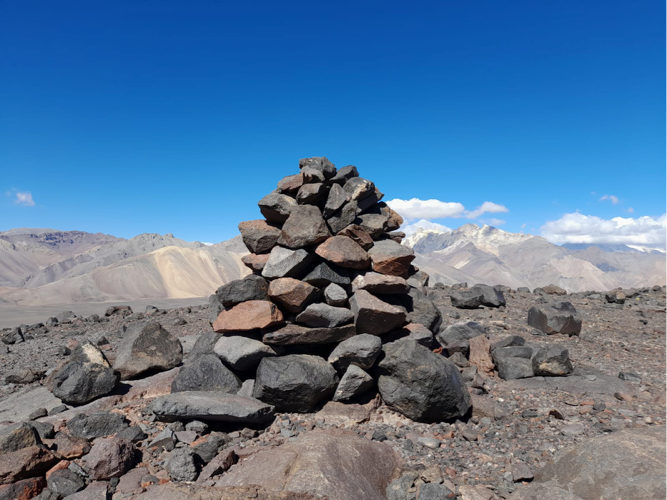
<box><xmin>197</xmin><ymin>156</ymin><xmax>472</xmax><ymax>422</ymax></box>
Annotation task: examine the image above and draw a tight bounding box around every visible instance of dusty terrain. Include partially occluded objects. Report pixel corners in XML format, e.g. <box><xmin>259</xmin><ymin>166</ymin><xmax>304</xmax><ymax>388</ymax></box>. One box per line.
<box><xmin>0</xmin><ymin>284</ymin><xmax>664</xmax><ymax>499</ymax></box>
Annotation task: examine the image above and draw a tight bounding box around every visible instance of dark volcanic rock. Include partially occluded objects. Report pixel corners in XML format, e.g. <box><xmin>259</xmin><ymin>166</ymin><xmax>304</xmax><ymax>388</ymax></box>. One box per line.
<box><xmin>67</xmin><ymin>412</ymin><xmax>128</xmax><ymax>440</ymax></box>
<box><xmin>187</xmin><ymin>331</ymin><xmax>223</xmax><ymax>364</ymax></box>
<box><xmin>296</xmin><ymin>303</ymin><xmax>354</xmax><ymax>328</ymax></box>
<box><xmin>331</xmin><ymin>165</ymin><xmax>359</xmax><ymax>184</ymax></box>
<box><xmin>46</xmin><ymin>469</ymin><xmax>85</xmax><ymax>497</ymax></box>
<box><xmin>323</xmin><ymin>283</ymin><xmax>348</xmax><ymax>306</ymax></box>
<box><xmin>376</xmin><ymin>339</ymin><xmax>471</xmax><ymax>422</ymax></box>
<box><xmin>213</xmin><ymin>336</ymin><xmax>277</xmax><ymax>371</ymax></box>
<box><xmin>277</xmin><ymin>205</ymin><xmax>331</xmax><ymax>249</ymax></box>
<box><xmin>83</xmin><ymin>437</ymin><xmax>138</xmax><ymax>480</ymax></box>
<box><xmin>0</xmin><ymin>423</ymin><xmax>40</xmax><ymax>453</ymax></box>
<box><xmin>436</xmin><ymin>321</ymin><xmax>488</xmax><ymax>345</ymax></box>
<box><xmin>216</xmin><ymin>275</ymin><xmax>269</xmax><ymax>308</ymax></box>
<box><xmin>532</xmin><ymin>345</ymin><xmax>573</xmax><ymax>376</ymax></box>
<box><xmin>263</xmin><ymin>324</ymin><xmax>356</xmax><ymax>345</ymax></box>
<box><xmin>450</xmin><ymin>289</ymin><xmax>483</xmax><ymax>309</ymax></box>
<box><xmin>253</xmin><ymin>355</ymin><xmax>339</xmax><ymax>412</ymax></box>
<box><xmin>149</xmin><ymin>392</ymin><xmax>276</xmax><ymax>424</ymax></box>
<box><xmin>276</xmin><ymin>173</ymin><xmax>304</xmax><ymax>194</ymax></box>
<box><xmin>472</xmin><ymin>284</ymin><xmax>507</xmax><ymax>307</ymax></box>
<box><xmin>332</xmin><ymin>365</ymin><xmax>374</xmax><ymax>402</ymax></box>
<box><xmin>323</xmin><ymin>183</ymin><xmax>349</xmax><ymax>218</ymax></box>
<box><xmin>497</xmin><ymin>357</ymin><xmax>535</xmax><ymax>380</ymax></box>
<box><xmin>113</xmin><ymin>322</ymin><xmax>183</xmax><ymax>380</ymax></box>
<box><xmin>349</xmin><ymin>290</ymin><xmax>407</xmax><ymax>335</ymax></box>
<box><xmin>262</xmin><ymin>246</ymin><xmax>315</xmax><ymax>279</ymax></box>
<box><xmin>258</xmin><ymin>192</ymin><xmax>297</xmax><ymax>223</ymax></box>
<box><xmin>296</xmin><ymin>182</ymin><xmax>328</xmax><ymax>205</ymax></box>
<box><xmin>367</xmin><ymin>239</ymin><xmax>415</xmax><ymax>278</ymax></box>
<box><xmin>52</xmin><ymin>361</ymin><xmax>118</xmax><ymax>405</ymax></box>
<box><xmin>327</xmin><ymin>333</ymin><xmax>382</xmax><ymax>373</ymax></box>
<box><xmin>528</xmin><ymin>301</ymin><xmax>583</xmax><ymax>335</ymax></box>
<box><xmin>299</xmin><ymin>156</ymin><xmax>336</xmax><ymax>179</ymax></box>
<box><xmin>302</xmin><ymin>262</ymin><xmax>351</xmax><ymax>288</ymax></box>
<box><xmin>2</xmin><ymin>327</ymin><xmax>24</xmax><ymax>345</ymax></box>
<box><xmin>171</xmin><ymin>354</ymin><xmax>241</xmax><ymax>393</ymax></box>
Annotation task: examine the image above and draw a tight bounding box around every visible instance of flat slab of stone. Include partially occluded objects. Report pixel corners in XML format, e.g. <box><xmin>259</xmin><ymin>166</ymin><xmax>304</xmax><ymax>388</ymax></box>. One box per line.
<box><xmin>263</xmin><ymin>324</ymin><xmax>356</xmax><ymax>345</ymax></box>
<box><xmin>213</xmin><ymin>301</ymin><xmax>284</xmax><ymax>333</ymax></box>
<box><xmin>148</xmin><ymin>391</ymin><xmax>275</xmax><ymax>424</ymax></box>
<box><xmin>262</xmin><ymin>247</ymin><xmax>315</xmax><ymax>279</ymax></box>
<box><xmin>352</xmin><ymin>272</ymin><xmax>409</xmax><ymax>294</ymax></box>
<box><xmin>315</xmin><ymin>236</ymin><xmax>370</xmax><ymax>269</ymax></box>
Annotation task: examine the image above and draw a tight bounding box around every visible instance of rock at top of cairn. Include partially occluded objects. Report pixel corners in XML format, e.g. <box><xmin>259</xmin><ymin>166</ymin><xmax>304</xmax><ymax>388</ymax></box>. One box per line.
<box><xmin>203</xmin><ymin>157</ymin><xmax>470</xmax><ymax>422</ymax></box>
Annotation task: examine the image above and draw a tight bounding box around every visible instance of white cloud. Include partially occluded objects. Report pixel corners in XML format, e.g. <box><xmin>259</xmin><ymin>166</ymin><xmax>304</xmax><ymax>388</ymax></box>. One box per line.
<box><xmin>386</xmin><ymin>198</ymin><xmax>508</xmax><ymax>221</ymax></box>
<box><xmin>386</xmin><ymin>198</ymin><xmax>465</xmax><ymax>220</ymax></box>
<box><xmin>599</xmin><ymin>194</ymin><xmax>619</xmax><ymax>204</ymax></box>
<box><xmin>465</xmin><ymin>201</ymin><xmax>509</xmax><ymax>219</ymax></box>
<box><xmin>13</xmin><ymin>191</ymin><xmax>35</xmax><ymax>206</ymax></box>
<box><xmin>483</xmin><ymin>218</ymin><xmax>506</xmax><ymax>226</ymax></box>
<box><xmin>402</xmin><ymin>219</ymin><xmax>452</xmax><ymax>236</ymax></box>
<box><xmin>541</xmin><ymin>212</ymin><xmax>666</xmax><ymax>248</ymax></box>
<box><xmin>628</xmin><ymin>207</ymin><xmax>634</xmax><ymax>213</ymax></box>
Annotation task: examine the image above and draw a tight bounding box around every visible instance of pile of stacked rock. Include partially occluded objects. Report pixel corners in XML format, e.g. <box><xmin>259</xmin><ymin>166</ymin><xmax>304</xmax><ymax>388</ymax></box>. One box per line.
<box><xmin>194</xmin><ymin>157</ymin><xmax>471</xmax><ymax>422</ymax></box>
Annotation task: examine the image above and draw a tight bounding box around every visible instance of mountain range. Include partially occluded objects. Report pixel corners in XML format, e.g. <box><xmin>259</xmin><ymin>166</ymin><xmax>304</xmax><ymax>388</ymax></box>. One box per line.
<box><xmin>0</xmin><ymin>224</ymin><xmax>663</xmax><ymax>307</ymax></box>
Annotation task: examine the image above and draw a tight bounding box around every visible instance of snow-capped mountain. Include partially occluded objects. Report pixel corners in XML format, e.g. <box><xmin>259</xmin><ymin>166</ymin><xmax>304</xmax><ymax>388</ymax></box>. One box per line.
<box><xmin>404</xmin><ymin>223</ymin><xmax>665</xmax><ymax>292</ymax></box>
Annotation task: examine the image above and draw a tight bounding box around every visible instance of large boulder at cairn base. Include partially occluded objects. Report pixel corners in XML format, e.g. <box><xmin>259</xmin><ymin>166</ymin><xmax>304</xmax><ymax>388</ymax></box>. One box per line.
<box><xmin>514</xmin><ymin>426</ymin><xmax>666</xmax><ymax>500</ymax></box>
<box><xmin>52</xmin><ymin>361</ymin><xmax>118</xmax><ymax>405</ymax></box>
<box><xmin>253</xmin><ymin>355</ymin><xmax>339</xmax><ymax>412</ymax></box>
<box><xmin>217</xmin><ymin>429</ymin><xmax>402</xmax><ymax>500</ymax></box>
<box><xmin>528</xmin><ymin>301</ymin><xmax>582</xmax><ymax>335</ymax></box>
<box><xmin>376</xmin><ymin>339</ymin><xmax>471</xmax><ymax>422</ymax></box>
<box><xmin>212</xmin><ymin>300</ymin><xmax>284</xmax><ymax>333</ymax></box>
<box><xmin>149</xmin><ymin>391</ymin><xmax>275</xmax><ymax>424</ymax></box>
<box><xmin>349</xmin><ymin>290</ymin><xmax>407</xmax><ymax>335</ymax></box>
<box><xmin>113</xmin><ymin>322</ymin><xmax>183</xmax><ymax>380</ymax></box>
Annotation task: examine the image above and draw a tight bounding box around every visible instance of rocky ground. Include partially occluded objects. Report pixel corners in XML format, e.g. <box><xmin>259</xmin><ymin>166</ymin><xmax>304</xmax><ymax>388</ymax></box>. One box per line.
<box><xmin>0</xmin><ymin>284</ymin><xmax>665</xmax><ymax>500</ymax></box>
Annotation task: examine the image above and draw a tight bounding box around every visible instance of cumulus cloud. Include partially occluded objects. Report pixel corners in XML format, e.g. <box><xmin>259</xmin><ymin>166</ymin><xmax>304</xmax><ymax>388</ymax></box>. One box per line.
<box><xmin>599</xmin><ymin>194</ymin><xmax>619</xmax><ymax>204</ymax></box>
<box><xmin>402</xmin><ymin>219</ymin><xmax>452</xmax><ymax>236</ymax></box>
<box><xmin>9</xmin><ymin>190</ymin><xmax>36</xmax><ymax>206</ymax></box>
<box><xmin>465</xmin><ymin>201</ymin><xmax>509</xmax><ymax>219</ymax></box>
<box><xmin>386</xmin><ymin>198</ymin><xmax>508</xmax><ymax>221</ymax></box>
<box><xmin>541</xmin><ymin>212</ymin><xmax>666</xmax><ymax>248</ymax></box>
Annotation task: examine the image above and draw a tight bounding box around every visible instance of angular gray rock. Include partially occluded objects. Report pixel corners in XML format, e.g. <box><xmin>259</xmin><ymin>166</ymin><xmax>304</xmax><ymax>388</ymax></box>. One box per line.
<box><xmin>2</xmin><ymin>327</ymin><xmax>24</xmax><ymax>345</ymax></box>
<box><xmin>82</xmin><ymin>437</ymin><xmax>138</xmax><ymax>480</ymax></box>
<box><xmin>333</xmin><ymin>365</ymin><xmax>374</xmax><ymax>402</ymax></box>
<box><xmin>167</xmin><ymin>448</ymin><xmax>198</xmax><ymax>482</ymax></box>
<box><xmin>323</xmin><ymin>183</ymin><xmax>348</xmax><ymax>218</ymax></box>
<box><xmin>326</xmin><ymin>200</ymin><xmax>359</xmax><ymax>234</ymax></box>
<box><xmin>149</xmin><ymin>391</ymin><xmax>275</xmax><ymax>423</ymax></box>
<box><xmin>52</xmin><ymin>361</ymin><xmax>118</xmax><ymax>405</ymax></box>
<box><xmin>327</xmin><ymin>333</ymin><xmax>382</xmax><ymax>373</ymax></box>
<box><xmin>253</xmin><ymin>355</ymin><xmax>339</xmax><ymax>412</ymax></box>
<box><xmin>385</xmin><ymin>323</ymin><xmax>434</xmax><ymax>348</ymax></box>
<box><xmin>207</xmin><ymin>295</ymin><xmax>224</xmax><ymax>326</ymax></box>
<box><xmin>302</xmin><ymin>261</ymin><xmax>351</xmax><ymax>287</ymax></box>
<box><xmin>277</xmin><ymin>205</ymin><xmax>331</xmax><ymax>249</ymax></box>
<box><xmin>113</xmin><ymin>322</ymin><xmax>183</xmax><ymax>380</ymax></box>
<box><xmin>215</xmin><ymin>275</ymin><xmax>269</xmax><ymax>308</ymax></box>
<box><xmin>532</xmin><ymin>345</ymin><xmax>573</xmax><ymax>376</ymax></box>
<box><xmin>528</xmin><ymin>301</ymin><xmax>583</xmax><ymax>336</ymax></box>
<box><xmin>261</xmin><ymin>246</ymin><xmax>315</xmax><ymax>279</ymax></box>
<box><xmin>299</xmin><ymin>157</ymin><xmax>336</xmax><ymax>179</ymax></box>
<box><xmin>213</xmin><ymin>336</ymin><xmax>277</xmax><ymax>371</ymax></box>
<box><xmin>296</xmin><ymin>182</ymin><xmax>327</xmax><ymax>204</ymax></box>
<box><xmin>331</xmin><ymin>164</ymin><xmax>359</xmax><ymax>184</ymax></box>
<box><xmin>171</xmin><ymin>354</ymin><xmax>241</xmax><ymax>393</ymax></box>
<box><xmin>492</xmin><ymin>345</ymin><xmax>534</xmax><ymax>364</ymax></box>
<box><xmin>496</xmin><ymin>357</ymin><xmax>535</xmax><ymax>380</ymax></box>
<box><xmin>472</xmin><ymin>284</ymin><xmax>507</xmax><ymax>307</ymax></box>
<box><xmin>66</xmin><ymin>412</ymin><xmax>128</xmax><ymax>440</ymax></box>
<box><xmin>367</xmin><ymin>239</ymin><xmax>415</xmax><ymax>278</ymax></box>
<box><xmin>187</xmin><ymin>331</ymin><xmax>223</xmax><ymax>364</ymax></box>
<box><xmin>262</xmin><ymin>324</ymin><xmax>356</xmax><ymax>345</ymax></box>
<box><xmin>450</xmin><ymin>289</ymin><xmax>483</xmax><ymax>309</ymax></box>
<box><xmin>324</xmin><ymin>283</ymin><xmax>348</xmax><ymax>306</ymax></box>
<box><xmin>257</xmin><ymin>192</ymin><xmax>297</xmax><ymax>223</ymax></box>
<box><xmin>349</xmin><ymin>290</ymin><xmax>407</xmax><ymax>335</ymax></box>
<box><xmin>343</xmin><ymin>177</ymin><xmax>375</xmax><ymax>201</ymax></box>
<box><xmin>296</xmin><ymin>303</ymin><xmax>354</xmax><ymax>328</ymax></box>
<box><xmin>47</xmin><ymin>469</ymin><xmax>85</xmax><ymax>497</ymax></box>
<box><xmin>436</xmin><ymin>321</ymin><xmax>488</xmax><ymax>345</ymax></box>
<box><xmin>376</xmin><ymin>339</ymin><xmax>471</xmax><ymax>422</ymax></box>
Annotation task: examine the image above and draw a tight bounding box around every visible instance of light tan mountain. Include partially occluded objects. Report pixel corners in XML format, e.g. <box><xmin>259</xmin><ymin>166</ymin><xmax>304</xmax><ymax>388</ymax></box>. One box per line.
<box><xmin>0</xmin><ymin>229</ymin><xmax>248</xmax><ymax>306</ymax></box>
<box><xmin>408</xmin><ymin>223</ymin><xmax>666</xmax><ymax>292</ymax></box>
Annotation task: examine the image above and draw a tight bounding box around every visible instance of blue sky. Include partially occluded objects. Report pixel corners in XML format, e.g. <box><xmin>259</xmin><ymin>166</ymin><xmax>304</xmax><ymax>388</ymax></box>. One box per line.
<box><xmin>1</xmin><ymin>1</ymin><xmax>665</xmax><ymax>247</ymax></box>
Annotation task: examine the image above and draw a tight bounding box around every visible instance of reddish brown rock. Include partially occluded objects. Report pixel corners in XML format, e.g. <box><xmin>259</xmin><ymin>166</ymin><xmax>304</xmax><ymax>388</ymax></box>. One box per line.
<box><xmin>367</xmin><ymin>239</ymin><xmax>415</xmax><ymax>278</ymax></box>
<box><xmin>277</xmin><ymin>173</ymin><xmax>304</xmax><ymax>194</ymax></box>
<box><xmin>349</xmin><ymin>290</ymin><xmax>407</xmax><ymax>335</ymax></box>
<box><xmin>268</xmin><ymin>278</ymin><xmax>320</xmax><ymax>313</ymax></box>
<box><xmin>469</xmin><ymin>335</ymin><xmax>494</xmax><ymax>375</ymax></box>
<box><xmin>315</xmin><ymin>236</ymin><xmax>370</xmax><ymax>270</ymax></box>
<box><xmin>0</xmin><ymin>446</ymin><xmax>58</xmax><ymax>485</ymax></box>
<box><xmin>46</xmin><ymin>433</ymin><xmax>91</xmax><ymax>459</ymax></box>
<box><xmin>338</xmin><ymin>225</ymin><xmax>374</xmax><ymax>250</ymax></box>
<box><xmin>216</xmin><ymin>428</ymin><xmax>402</xmax><ymax>500</ymax></box>
<box><xmin>197</xmin><ymin>449</ymin><xmax>238</xmax><ymax>482</ymax></box>
<box><xmin>213</xmin><ymin>301</ymin><xmax>284</xmax><ymax>333</ymax></box>
<box><xmin>242</xmin><ymin>253</ymin><xmax>271</xmax><ymax>273</ymax></box>
<box><xmin>82</xmin><ymin>437</ymin><xmax>138</xmax><ymax>480</ymax></box>
<box><xmin>277</xmin><ymin>205</ymin><xmax>331</xmax><ymax>249</ymax></box>
<box><xmin>238</xmin><ymin>220</ymin><xmax>282</xmax><ymax>254</ymax></box>
<box><xmin>0</xmin><ymin>477</ymin><xmax>46</xmax><ymax>500</ymax></box>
